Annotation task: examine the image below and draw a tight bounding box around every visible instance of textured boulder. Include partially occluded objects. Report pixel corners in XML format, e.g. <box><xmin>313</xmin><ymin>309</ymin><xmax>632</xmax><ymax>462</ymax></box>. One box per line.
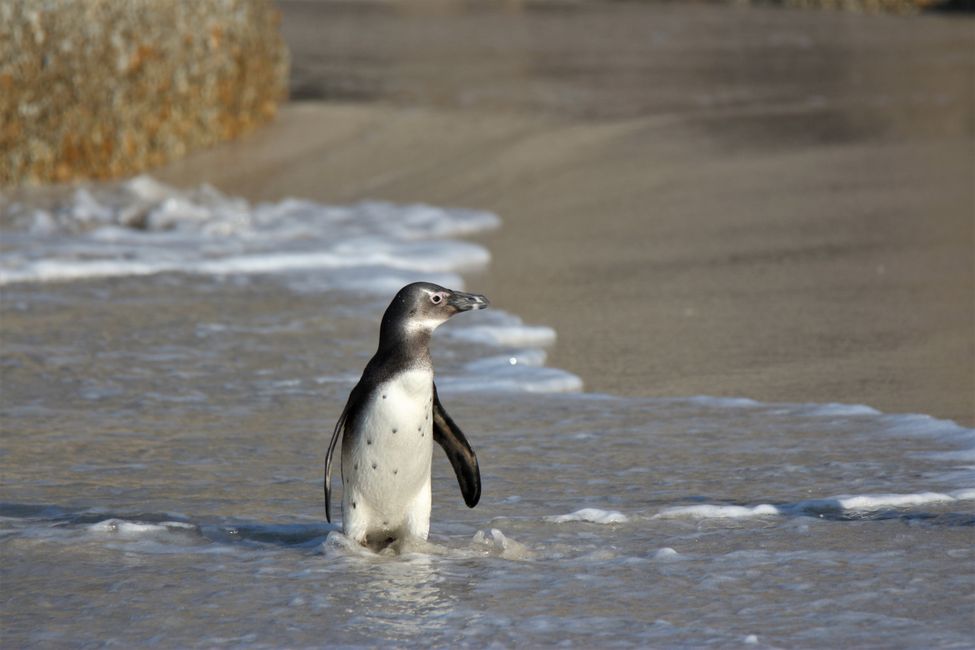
<box><xmin>0</xmin><ymin>0</ymin><xmax>288</xmax><ymax>185</ymax></box>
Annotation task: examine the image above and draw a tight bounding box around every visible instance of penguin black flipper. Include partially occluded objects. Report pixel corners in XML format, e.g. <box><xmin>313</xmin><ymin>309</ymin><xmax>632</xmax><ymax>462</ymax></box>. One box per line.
<box><xmin>432</xmin><ymin>383</ymin><xmax>481</xmax><ymax>508</ymax></box>
<box><xmin>323</xmin><ymin>403</ymin><xmax>347</xmax><ymax>524</ymax></box>
<box><xmin>324</xmin><ymin>380</ymin><xmax>367</xmax><ymax>523</ymax></box>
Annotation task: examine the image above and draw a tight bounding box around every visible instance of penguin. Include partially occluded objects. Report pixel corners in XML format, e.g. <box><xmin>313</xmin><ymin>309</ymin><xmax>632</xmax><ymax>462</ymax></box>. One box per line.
<box><xmin>324</xmin><ymin>282</ymin><xmax>488</xmax><ymax>550</ymax></box>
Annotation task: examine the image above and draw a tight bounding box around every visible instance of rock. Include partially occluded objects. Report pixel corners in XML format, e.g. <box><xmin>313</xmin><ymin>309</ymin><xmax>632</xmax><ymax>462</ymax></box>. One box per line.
<box><xmin>0</xmin><ymin>0</ymin><xmax>289</xmax><ymax>186</ymax></box>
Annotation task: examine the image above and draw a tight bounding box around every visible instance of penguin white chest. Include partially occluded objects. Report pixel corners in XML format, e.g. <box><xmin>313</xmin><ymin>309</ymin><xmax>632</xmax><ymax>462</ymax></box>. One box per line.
<box><xmin>341</xmin><ymin>368</ymin><xmax>435</xmax><ymax>542</ymax></box>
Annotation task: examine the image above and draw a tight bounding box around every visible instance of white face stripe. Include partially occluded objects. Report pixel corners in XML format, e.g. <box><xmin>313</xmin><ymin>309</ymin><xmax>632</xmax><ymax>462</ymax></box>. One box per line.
<box><xmin>406</xmin><ymin>317</ymin><xmax>446</xmax><ymax>334</ymax></box>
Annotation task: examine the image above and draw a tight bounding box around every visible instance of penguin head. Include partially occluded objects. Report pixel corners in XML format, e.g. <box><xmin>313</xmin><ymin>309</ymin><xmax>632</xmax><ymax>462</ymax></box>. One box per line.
<box><xmin>380</xmin><ymin>282</ymin><xmax>489</xmax><ymax>342</ymax></box>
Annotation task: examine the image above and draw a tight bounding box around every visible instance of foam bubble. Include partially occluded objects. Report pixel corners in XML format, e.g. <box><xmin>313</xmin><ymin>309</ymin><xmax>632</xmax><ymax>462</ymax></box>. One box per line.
<box><xmin>654</xmin><ymin>504</ymin><xmax>780</xmax><ymax>519</ymax></box>
<box><xmin>471</xmin><ymin>528</ymin><xmax>532</xmax><ymax>560</ymax></box>
<box><xmin>546</xmin><ymin>508</ymin><xmax>629</xmax><ymax>524</ymax></box>
<box><xmin>652</xmin><ymin>547</ymin><xmax>681</xmax><ymax>561</ymax></box>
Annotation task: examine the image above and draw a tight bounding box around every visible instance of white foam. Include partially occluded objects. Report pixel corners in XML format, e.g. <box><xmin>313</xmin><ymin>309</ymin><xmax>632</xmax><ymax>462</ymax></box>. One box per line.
<box><xmin>88</xmin><ymin>519</ymin><xmax>195</xmax><ymax>536</ymax></box>
<box><xmin>546</xmin><ymin>508</ymin><xmax>629</xmax><ymax>524</ymax></box>
<box><xmin>654</xmin><ymin>504</ymin><xmax>780</xmax><ymax>519</ymax></box>
<box><xmin>652</xmin><ymin>547</ymin><xmax>681</xmax><ymax>561</ymax></box>
<box><xmin>3</xmin><ymin>177</ymin><xmax>586</xmax><ymax>397</ymax></box>
<box><xmin>444</xmin><ymin>324</ymin><xmax>556</xmax><ymax>348</ymax></box>
<box><xmin>872</xmin><ymin>412</ymin><xmax>975</xmax><ymax>474</ymax></box>
<box><xmin>803</xmin><ymin>403</ymin><xmax>883</xmax><ymax>417</ymax></box>
<box><xmin>125</xmin><ymin>174</ymin><xmax>173</xmax><ymax>201</ymax></box>
<box><xmin>0</xmin><ymin>242</ymin><xmax>490</xmax><ymax>285</ymax></box>
<box><xmin>321</xmin><ymin>531</ymin><xmax>376</xmax><ymax>558</ymax></box>
<box><xmin>879</xmin><ymin>413</ymin><xmax>975</xmax><ymax>446</ymax></box>
<box><xmin>439</xmin><ymin>366</ymin><xmax>583</xmax><ymax>394</ymax></box>
<box><xmin>89</xmin><ymin>519</ymin><xmax>164</xmax><ymax>534</ymax></box>
<box><xmin>1</xmin><ymin>259</ymin><xmax>161</xmax><ymax>284</ymax></box>
<box><xmin>655</xmin><ymin>489</ymin><xmax>975</xmax><ymax>520</ymax></box>
<box><xmin>438</xmin><ymin>333</ymin><xmax>583</xmax><ymax>395</ymax></box>
<box><xmin>685</xmin><ymin>396</ymin><xmax>762</xmax><ymax>409</ymax></box>
<box><xmin>462</xmin><ymin>349</ymin><xmax>548</xmax><ymax>370</ymax></box>
<box><xmin>437</xmin><ymin>368</ymin><xmax>582</xmax><ymax>393</ymax></box>
<box><xmin>951</xmin><ymin>488</ymin><xmax>975</xmax><ymax>500</ymax></box>
<box><xmin>833</xmin><ymin>492</ymin><xmax>958</xmax><ymax>510</ymax></box>
<box><xmin>471</xmin><ymin>528</ymin><xmax>532</xmax><ymax>560</ymax></box>
<box><xmin>0</xmin><ymin>176</ymin><xmax>500</xmax><ymax>286</ymax></box>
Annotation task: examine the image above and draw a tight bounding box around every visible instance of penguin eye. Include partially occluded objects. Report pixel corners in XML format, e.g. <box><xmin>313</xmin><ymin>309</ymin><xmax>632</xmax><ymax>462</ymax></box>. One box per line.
<box><xmin>430</xmin><ymin>294</ymin><xmax>443</xmax><ymax>305</ymax></box>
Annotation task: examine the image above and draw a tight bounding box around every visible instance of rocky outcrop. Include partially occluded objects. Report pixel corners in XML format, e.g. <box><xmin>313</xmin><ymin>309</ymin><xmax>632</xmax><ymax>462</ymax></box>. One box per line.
<box><xmin>1</xmin><ymin>0</ymin><xmax>289</xmax><ymax>186</ymax></box>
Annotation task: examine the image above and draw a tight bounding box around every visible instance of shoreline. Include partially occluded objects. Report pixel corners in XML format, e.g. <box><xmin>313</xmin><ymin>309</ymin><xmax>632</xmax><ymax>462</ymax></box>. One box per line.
<box><xmin>153</xmin><ymin>2</ymin><xmax>972</xmax><ymax>425</ymax></box>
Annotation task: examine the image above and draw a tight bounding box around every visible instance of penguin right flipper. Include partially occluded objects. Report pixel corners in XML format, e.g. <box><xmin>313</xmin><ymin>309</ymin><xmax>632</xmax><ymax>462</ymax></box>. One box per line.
<box><xmin>432</xmin><ymin>383</ymin><xmax>481</xmax><ymax>508</ymax></box>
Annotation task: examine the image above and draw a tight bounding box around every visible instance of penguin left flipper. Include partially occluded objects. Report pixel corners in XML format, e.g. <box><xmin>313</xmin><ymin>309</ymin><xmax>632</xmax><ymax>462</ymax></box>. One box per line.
<box><xmin>432</xmin><ymin>383</ymin><xmax>481</xmax><ymax>508</ymax></box>
<box><xmin>325</xmin><ymin>381</ymin><xmax>366</xmax><ymax>524</ymax></box>
<box><xmin>323</xmin><ymin>401</ymin><xmax>347</xmax><ymax>524</ymax></box>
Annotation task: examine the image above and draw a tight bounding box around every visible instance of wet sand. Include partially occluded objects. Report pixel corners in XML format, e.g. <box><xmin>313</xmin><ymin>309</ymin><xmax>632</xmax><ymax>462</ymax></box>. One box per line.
<box><xmin>156</xmin><ymin>1</ymin><xmax>973</xmax><ymax>424</ymax></box>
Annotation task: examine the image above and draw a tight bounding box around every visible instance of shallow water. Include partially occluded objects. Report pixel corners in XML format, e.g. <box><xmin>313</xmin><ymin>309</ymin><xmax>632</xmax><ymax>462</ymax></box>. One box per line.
<box><xmin>1</xmin><ymin>181</ymin><xmax>973</xmax><ymax>648</ymax></box>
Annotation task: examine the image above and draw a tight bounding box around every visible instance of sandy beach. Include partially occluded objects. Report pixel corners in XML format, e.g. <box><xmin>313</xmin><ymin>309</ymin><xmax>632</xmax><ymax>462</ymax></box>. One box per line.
<box><xmin>156</xmin><ymin>1</ymin><xmax>973</xmax><ymax>424</ymax></box>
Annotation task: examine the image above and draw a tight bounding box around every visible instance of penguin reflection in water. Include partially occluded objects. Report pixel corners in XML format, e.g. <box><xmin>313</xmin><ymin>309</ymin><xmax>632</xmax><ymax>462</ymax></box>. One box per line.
<box><xmin>325</xmin><ymin>282</ymin><xmax>488</xmax><ymax>551</ymax></box>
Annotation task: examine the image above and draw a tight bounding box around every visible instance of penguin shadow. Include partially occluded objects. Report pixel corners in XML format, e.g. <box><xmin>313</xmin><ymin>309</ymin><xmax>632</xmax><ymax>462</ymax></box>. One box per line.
<box><xmin>0</xmin><ymin>502</ymin><xmax>339</xmax><ymax>550</ymax></box>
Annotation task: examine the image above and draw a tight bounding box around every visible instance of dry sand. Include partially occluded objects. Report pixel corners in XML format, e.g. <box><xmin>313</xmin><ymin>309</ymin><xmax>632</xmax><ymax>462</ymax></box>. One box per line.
<box><xmin>157</xmin><ymin>1</ymin><xmax>973</xmax><ymax>424</ymax></box>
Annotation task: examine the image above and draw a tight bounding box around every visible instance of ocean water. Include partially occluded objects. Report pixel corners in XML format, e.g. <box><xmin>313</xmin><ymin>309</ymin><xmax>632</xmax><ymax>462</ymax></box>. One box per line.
<box><xmin>1</xmin><ymin>179</ymin><xmax>973</xmax><ymax>648</ymax></box>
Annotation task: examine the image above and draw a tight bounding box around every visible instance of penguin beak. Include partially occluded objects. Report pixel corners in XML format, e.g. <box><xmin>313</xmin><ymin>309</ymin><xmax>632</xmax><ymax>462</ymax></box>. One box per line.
<box><xmin>448</xmin><ymin>290</ymin><xmax>490</xmax><ymax>312</ymax></box>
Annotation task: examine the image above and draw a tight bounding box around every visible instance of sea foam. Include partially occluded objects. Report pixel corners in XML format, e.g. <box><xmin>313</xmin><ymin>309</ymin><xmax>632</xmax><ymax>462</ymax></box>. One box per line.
<box><xmin>546</xmin><ymin>508</ymin><xmax>629</xmax><ymax>524</ymax></box>
<box><xmin>654</xmin><ymin>490</ymin><xmax>975</xmax><ymax>520</ymax></box>
<box><xmin>0</xmin><ymin>176</ymin><xmax>499</xmax><ymax>286</ymax></box>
